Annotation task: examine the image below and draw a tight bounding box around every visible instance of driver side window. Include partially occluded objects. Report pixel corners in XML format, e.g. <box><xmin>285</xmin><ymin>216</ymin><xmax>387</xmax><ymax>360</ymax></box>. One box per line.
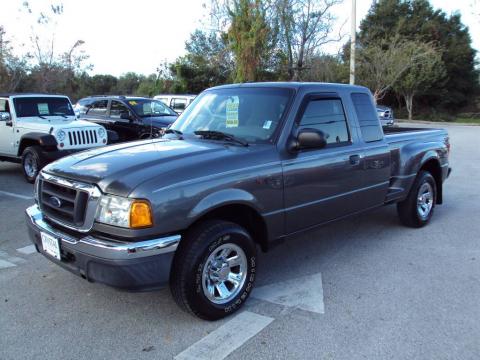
<box><xmin>299</xmin><ymin>99</ymin><xmax>350</xmax><ymax>146</ymax></box>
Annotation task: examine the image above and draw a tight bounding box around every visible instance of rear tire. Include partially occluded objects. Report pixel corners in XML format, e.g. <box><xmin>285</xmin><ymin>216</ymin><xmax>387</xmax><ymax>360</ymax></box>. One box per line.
<box><xmin>397</xmin><ymin>171</ymin><xmax>436</xmax><ymax>228</ymax></box>
<box><xmin>21</xmin><ymin>146</ymin><xmax>45</xmax><ymax>183</ymax></box>
<box><xmin>170</xmin><ymin>220</ymin><xmax>257</xmax><ymax>320</ymax></box>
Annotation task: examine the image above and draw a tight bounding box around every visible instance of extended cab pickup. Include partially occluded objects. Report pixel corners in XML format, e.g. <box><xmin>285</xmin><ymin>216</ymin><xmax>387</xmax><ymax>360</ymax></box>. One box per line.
<box><xmin>25</xmin><ymin>83</ymin><xmax>451</xmax><ymax>320</ymax></box>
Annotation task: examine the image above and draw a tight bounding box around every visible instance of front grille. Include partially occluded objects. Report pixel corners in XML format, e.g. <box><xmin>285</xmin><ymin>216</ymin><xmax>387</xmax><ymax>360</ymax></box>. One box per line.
<box><xmin>67</xmin><ymin>129</ymin><xmax>98</xmax><ymax>146</ymax></box>
<box><xmin>39</xmin><ymin>179</ymin><xmax>89</xmax><ymax>227</ymax></box>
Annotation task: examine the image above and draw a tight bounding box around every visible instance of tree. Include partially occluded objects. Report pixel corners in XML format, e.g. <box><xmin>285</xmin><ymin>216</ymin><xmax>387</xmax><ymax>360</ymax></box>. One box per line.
<box><xmin>356</xmin><ymin>38</ymin><xmax>440</xmax><ymax>102</ymax></box>
<box><xmin>275</xmin><ymin>0</ymin><xmax>344</xmax><ymax>80</ymax></box>
<box><xmin>393</xmin><ymin>44</ymin><xmax>446</xmax><ymax>120</ymax></box>
<box><xmin>227</xmin><ymin>0</ymin><xmax>270</xmax><ymax>82</ymax></box>
<box><xmin>172</xmin><ymin>30</ymin><xmax>233</xmax><ymax>93</ymax></box>
<box><xmin>0</xmin><ymin>26</ymin><xmax>29</xmax><ymax>91</ymax></box>
<box><xmin>19</xmin><ymin>1</ymin><xmax>91</xmax><ymax>96</ymax></box>
<box><xmin>358</xmin><ymin>0</ymin><xmax>479</xmax><ymax>109</ymax></box>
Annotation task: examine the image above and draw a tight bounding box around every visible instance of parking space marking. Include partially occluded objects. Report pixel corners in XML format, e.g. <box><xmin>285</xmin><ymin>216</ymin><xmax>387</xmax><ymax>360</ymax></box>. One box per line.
<box><xmin>174</xmin><ymin>311</ymin><xmax>274</xmax><ymax>360</ymax></box>
<box><xmin>0</xmin><ymin>259</ymin><xmax>17</xmax><ymax>269</ymax></box>
<box><xmin>0</xmin><ymin>190</ymin><xmax>33</xmax><ymax>200</ymax></box>
<box><xmin>16</xmin><ymin>245</ymin><xmax>37</xmax><ymax>255</ymax></box>
<box><xmin>252</xmin><ymin>272</ymin><xmax>325</xmax><ymax>314</ymax></box>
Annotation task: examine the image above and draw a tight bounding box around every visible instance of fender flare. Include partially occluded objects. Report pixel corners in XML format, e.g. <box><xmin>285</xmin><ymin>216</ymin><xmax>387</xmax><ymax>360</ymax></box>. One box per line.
<box><xmin>187</xmin><ymin>188</ymin><xmax>264</xmax><ymax>223</ymax></box>
<box><xmin>18</xmin><ymin>132</ymin><xmax>57</xmax><ymax>155</ymax></box>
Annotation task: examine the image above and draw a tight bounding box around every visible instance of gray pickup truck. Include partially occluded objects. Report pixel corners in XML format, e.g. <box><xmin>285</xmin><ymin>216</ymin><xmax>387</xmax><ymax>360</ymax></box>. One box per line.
<box><xmin>25</xmin><ymin>83</ymin><xmax>451</xmax><ymax>320</ymax></box>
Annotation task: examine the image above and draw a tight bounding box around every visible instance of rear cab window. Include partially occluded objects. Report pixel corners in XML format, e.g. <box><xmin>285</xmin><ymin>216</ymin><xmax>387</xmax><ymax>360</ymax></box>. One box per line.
<box><xmin>351</xmin><ymin>93</ymin><xmax>383</xmax><ymax>142</ymax></box>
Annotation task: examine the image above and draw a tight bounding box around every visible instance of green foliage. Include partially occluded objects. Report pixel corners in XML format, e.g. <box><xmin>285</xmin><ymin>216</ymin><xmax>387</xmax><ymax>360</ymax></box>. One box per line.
<box><xmin>358</xmin><ymin>0</ymin><xmax>479</xmax><ymax>109</ymax></box>
<box><xmin>171</xmin><ymin>30</ymin><xmax>233</xmax><ymax>93</ymax></box>
<box><xmin>227</xmin><ymin>0</ymin><xmax>270</xmax><ymax>82</ymax></box>
<box><xmin>393</xmin><ymin>43</ymin><xmax>446</xmax><ymax>119</ymax></box>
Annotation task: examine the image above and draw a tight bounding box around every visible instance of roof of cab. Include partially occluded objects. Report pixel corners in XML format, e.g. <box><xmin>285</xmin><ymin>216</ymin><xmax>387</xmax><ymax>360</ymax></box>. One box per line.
<box><xmin>0</xmin><ymin>93</ymin><xmax>69</xmax><ymax>98</ymax></box>
<box><xmin>207</xmin><ymin>81</ymin><xmax>370</xmax><ymax>92</ymax></box>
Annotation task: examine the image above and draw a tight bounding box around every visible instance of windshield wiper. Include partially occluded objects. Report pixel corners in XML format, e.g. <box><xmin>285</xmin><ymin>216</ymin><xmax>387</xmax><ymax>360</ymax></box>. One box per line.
<box><xmin>52</xmin><ymin>113</ymin><xmax>68</xmax><ymax>118</ymax></box>
<box><xmin>164</xmin><ymin>128</ymin><xmax>184</xmax><ymax>139</ymax></box>
<box><xmin>194</xmin><ymin>130</ymin><xmax>248</xmax><ymax>147</ymax></box>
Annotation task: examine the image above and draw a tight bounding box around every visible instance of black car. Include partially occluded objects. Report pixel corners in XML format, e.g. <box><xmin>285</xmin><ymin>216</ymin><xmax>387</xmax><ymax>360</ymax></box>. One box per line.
<box><xmin>75</xmin><ymin>96</ymin><xmax>178</xmax><ymax>142</ymax></box>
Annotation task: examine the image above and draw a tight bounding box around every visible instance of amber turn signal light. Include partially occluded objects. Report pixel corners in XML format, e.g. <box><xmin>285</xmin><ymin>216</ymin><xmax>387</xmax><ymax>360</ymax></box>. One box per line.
<box><xmin>129</xmin><ymin>200</ymin><xmax>153</xmax><ymax>228</ymax></box>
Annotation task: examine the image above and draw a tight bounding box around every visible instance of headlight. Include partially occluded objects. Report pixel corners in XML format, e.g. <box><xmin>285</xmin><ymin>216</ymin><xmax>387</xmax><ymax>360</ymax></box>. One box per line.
<box><xmin>95</xmin><ymin>195</ymin><xmax>153</xmax><ymax>228</ymax></box>
<box><xmin>98</xmin><ymin>127</ymin><xmax>106</xmax><ymax>138</ymax></box>
<box><xmin>56</xmin><ymin>129</ymin><xmax>66</xmax><ymax>141</ymax></box>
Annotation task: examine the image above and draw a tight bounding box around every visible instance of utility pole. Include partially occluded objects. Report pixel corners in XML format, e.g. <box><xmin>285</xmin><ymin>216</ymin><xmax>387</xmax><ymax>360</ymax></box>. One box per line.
<box><xmin>349</xmin><ymin>0</ymin><xmax>356</xmax><ymax>85</ymax></box>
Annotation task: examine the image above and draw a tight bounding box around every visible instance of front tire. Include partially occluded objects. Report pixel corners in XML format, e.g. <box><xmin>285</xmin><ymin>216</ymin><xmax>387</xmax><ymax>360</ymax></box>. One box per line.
<box><xmin>397</xmin><ymin>170</ymin><xmax>437</xmax><ymax>228</ymax></box>
<box><xmin>170</xmin><ymin>220</ymin><xmax>257</xmax><ymax>320</ymax></box>
<box><xmin>21</xmin><ymin>146</ymin><xmax>45</xmax><ymax>183</ymax></box>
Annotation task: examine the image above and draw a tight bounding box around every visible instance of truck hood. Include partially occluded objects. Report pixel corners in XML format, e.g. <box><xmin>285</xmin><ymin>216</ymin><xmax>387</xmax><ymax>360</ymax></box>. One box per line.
<box><xmin>17</xmin><ymin>116</ymin><xmax>103</xmax><ymax>131</ymax></box>
<box><xmin>42</xmin><ymin>138</ymin><xmax>252</xmax><ymax>197</ymax></box>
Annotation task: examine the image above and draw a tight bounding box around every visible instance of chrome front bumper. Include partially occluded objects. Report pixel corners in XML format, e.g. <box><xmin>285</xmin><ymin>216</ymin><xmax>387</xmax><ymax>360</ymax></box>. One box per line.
<box><xmin>26</xmin><ymin>205</ymin><xmax>180</xmax><ymax>260</ymax></box>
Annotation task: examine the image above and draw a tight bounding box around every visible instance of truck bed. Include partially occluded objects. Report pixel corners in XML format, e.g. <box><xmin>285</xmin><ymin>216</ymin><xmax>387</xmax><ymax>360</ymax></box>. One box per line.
<box><xmin>383</xmin><ymin>126</ymin><xmax>449</xmax><ymax>204</ymax></box>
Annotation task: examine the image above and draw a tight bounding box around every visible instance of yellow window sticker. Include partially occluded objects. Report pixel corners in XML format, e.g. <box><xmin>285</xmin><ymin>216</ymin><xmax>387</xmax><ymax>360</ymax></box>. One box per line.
<box><xmin>226</xmin><ymin>97</ymin><xmax>239</xmax><ymax>128</ymax></box>
<box><xmin>128</xmin><ymin>101</ymin><xmax>138</xmax><ymax>106</ymax></box>
<box><xmin>38</xmin><ymin>103</ymin><xmax>49</xmax><ymax>115</ymax></box>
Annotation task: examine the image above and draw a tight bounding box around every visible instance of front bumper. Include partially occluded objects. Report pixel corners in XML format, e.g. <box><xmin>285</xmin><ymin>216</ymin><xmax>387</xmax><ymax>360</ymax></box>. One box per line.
<box><xmin>25</xmin><ymin>205</ymin><xmax>181</xmax><ymax>291</ymax></box>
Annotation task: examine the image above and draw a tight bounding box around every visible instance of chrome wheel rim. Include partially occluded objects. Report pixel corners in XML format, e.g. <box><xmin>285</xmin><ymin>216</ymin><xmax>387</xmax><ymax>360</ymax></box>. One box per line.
<box><xmin>417</xmin><ymin>182</ymin><xmax>433</xmax><ymax>219</ymax></box>
<box><xmin>24</xmin><ymin>153</ymin><xmax>37</xmax><ymax>178</ymax></box>
<box><xmin>201</xmin><ymin>242</ymin><xmax>247</xmax><ymax>304</ymax></box>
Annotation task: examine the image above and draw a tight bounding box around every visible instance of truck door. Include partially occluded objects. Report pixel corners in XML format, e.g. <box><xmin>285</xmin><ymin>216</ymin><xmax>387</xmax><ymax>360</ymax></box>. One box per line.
<box><xmin>282</xmin><ymin>94</ymin><xmax>383</xmax><ymax>234</ymax></box>
<box><xmin>0</xmin><ymin>98</ymin><xmax>15</xmax><ymax>155</ymax></box>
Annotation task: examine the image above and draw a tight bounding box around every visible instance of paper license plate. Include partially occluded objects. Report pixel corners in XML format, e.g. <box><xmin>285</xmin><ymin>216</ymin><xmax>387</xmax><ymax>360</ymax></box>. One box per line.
<box><xmin>41</xmin><ymin>232</ymin><xmax>61</xmax><ymax>260</ymax></box>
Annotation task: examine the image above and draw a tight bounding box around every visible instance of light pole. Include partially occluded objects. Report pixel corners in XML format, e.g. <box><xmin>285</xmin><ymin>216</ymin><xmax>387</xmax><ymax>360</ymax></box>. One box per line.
<box><xmin>349</xmin><ymin>0</ymin><xmax>356</xmax><ymax>85</ymax></box>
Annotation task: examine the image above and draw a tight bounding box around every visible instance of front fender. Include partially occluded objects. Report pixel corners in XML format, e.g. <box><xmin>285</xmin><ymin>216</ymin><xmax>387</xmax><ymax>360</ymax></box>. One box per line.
<box><xmin>188</xmin><ymin>188</ymin><xmax>264</xmax><ymax>221</ymax></box>
<box><xmin>18</xmin><ymin>132</ymin><xmax>57</xmax><ymax>155</ymax></box>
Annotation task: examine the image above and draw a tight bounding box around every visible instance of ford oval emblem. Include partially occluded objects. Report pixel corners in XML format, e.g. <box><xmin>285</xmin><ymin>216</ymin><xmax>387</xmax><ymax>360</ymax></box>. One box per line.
<box><xmin>49</xmin><ymin>196</ymin><xmax>62</xmax><ymax>208</ymax></box>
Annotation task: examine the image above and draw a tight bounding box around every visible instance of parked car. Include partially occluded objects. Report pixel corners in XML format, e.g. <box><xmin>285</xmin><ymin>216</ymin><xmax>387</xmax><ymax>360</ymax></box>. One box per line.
<box><xmin>26</xmin><ymin>83</ymin><xmax>451</xmax><ymax>320</ymax></box>
<box><xmin>377</xmin><ymin>105</ymin><xmax>395</xmax><ymax>126</ymax></box>
<box><xmin>75</xmin><ymin>96</ymin><xmax>178</xmax><ymax>142</ymax></box>
<box><xmin>153</xmin><ymin>94</ymin><xmax>196</xmax><ymax>114</ymax></box>
<box><xmin>0</xmin><ymin>93</ymin><xmax>111</xmax><ymax>182</ymax></box>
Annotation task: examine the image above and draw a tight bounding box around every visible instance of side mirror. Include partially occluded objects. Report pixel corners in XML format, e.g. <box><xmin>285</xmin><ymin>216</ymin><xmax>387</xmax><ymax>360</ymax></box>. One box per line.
<box><xmin>288</xmin><ymin>128</ymin><xmax>327</xmax><ymax>153</ymax></box>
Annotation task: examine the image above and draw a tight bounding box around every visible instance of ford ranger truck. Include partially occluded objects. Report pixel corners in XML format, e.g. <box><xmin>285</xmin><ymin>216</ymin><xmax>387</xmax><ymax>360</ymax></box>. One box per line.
<box><xmin>0</xmin><ymin>94</ymin><xmax>112</xmax><ymax>182</ymax></box>
<box><xmin>25</xmin><ymin>83</ymin><xmax>451</xmax><ymax>320</ymax></box>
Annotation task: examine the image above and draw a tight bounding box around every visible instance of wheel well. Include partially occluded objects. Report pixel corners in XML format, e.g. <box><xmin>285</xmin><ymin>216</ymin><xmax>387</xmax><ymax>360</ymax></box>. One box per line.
<box><xmin>18</xmin><ymin>139</ymin><xmax>39</xmax><ymax>156</ymax></box>
<box><xmin>420</xmin><ymin>159</ymin><xmax>443</xmax><ymax>204</ymax></box>
<box><xmin>189</xmin><ymin>204</ymin><xmax>269</xmax><ymax>252</ymax></box>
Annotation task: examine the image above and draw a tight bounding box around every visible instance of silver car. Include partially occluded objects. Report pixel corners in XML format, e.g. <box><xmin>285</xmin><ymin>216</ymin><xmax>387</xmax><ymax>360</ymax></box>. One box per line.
<box><xmin>377</xmin><ymin>105</ymin><xmax>394</xmax><ymax>126</ymax></box>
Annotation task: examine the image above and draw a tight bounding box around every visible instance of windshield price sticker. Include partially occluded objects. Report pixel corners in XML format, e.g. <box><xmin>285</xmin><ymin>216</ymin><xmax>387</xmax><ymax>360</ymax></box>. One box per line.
<box><xmin>263</xmin><ymin>120</ymin><xmax>272</xmax><ymax>129</ymax></box>
<box><xmin>38</xmin><ymin>103</ymin><xmax>49</xmax><ymax>115</ymax></box>
<box><xmin>226</xmin><ymin>97</ymin><xmax>239</xmax><ymax>128</ymax></box>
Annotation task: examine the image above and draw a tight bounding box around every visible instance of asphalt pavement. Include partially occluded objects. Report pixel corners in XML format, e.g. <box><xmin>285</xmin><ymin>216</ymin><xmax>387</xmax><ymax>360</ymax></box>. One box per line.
<box><xmin>1</xmin><ymin>123</ymin><xmax>479</xmax><ymax>360</ymax></box>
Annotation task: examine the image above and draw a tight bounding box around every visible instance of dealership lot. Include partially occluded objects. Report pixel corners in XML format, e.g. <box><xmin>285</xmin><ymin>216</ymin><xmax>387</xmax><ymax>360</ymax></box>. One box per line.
<box><xmin>1</xmin><ymin>123</ymin><xmax>479</xmax><ymax>360</ymax></box>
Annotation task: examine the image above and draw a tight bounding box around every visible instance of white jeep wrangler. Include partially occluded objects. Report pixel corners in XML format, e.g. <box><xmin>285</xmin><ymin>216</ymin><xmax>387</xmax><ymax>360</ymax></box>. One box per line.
<box><xmin>0</xmin><ymin>94</ymin><xmax>111</xmax><ymax>182</ymax></box>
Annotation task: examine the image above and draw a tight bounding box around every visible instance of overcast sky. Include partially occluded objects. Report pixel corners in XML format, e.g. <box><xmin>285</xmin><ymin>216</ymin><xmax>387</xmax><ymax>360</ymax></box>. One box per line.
<box><xmin>0</xmin><ymin>0</ymin><xmax>478</xmax><ymax>76</ymax></box>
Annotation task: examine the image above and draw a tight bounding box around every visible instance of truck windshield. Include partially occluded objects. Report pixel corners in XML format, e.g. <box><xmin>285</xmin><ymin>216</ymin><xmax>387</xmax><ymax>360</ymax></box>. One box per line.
<box><xmin>169</xmin><ymin>87</ymin><xmax>293</xmax><ymax>143</ymax></box>
<box><xmin>13</xmin><ymin>97</ymin><xmax>75</xmax><ymax>118</ymax></box>
<box><xmin>127</xmin><ymin>99</ymin><xmax>177</xmax><ymax>117</ymax></box>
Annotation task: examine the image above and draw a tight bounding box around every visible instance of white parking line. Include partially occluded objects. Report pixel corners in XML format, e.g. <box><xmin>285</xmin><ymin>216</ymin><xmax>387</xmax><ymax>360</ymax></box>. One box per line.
<box><xmin>17</xmin><ymin>244</ymin><xmax>37</xmax><ymax>255</ymax></box>
<box><xmin>174</xmin><ymin>311</ymin><xmax>274</xmax><ymax>360</ymax></box>
<box><xmin>0</xmin><ymin>259</ymin><xmax>17</xmax><ymax>269</ymax></box>
<box><xmin>0</xmin><ymin>190</ymin><xmax>33</xmax><ymax>200</ymax></box>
